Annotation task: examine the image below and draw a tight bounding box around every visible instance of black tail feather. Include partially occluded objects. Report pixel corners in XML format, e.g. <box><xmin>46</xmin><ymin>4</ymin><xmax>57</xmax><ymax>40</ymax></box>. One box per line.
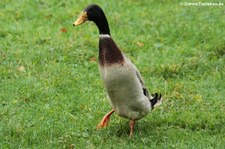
<box><xmin>150</xmin><ymin>93</ymin><xmax>162</xmax><ymax>109</ymax></box>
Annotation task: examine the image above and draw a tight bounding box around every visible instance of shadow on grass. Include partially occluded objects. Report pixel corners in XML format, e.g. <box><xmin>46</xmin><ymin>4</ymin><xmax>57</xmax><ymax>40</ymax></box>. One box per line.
<box><xmin>96</xmin><ymin>116</ymin><xmax>224</xmax><ymax>139</ymax></box>
<box><xmin>100</xmin><ymin>120</ymin><xmax>164</xmax><ymax>138</ymax></box>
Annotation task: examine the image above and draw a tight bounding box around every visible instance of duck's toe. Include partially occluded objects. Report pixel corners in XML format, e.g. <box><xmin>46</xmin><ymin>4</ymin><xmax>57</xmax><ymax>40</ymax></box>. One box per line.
<box><xmin>97</xmin><ymin>109</ymin><xmax>114</xmax><ymax>129</ymax></box>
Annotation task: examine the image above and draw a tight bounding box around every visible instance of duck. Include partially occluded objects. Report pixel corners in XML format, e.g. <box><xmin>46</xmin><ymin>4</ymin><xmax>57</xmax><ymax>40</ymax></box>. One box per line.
<box><xmin>73</xmin><ymin>4</ymin><xmax>162</xmax><ymax>137</ymax></box>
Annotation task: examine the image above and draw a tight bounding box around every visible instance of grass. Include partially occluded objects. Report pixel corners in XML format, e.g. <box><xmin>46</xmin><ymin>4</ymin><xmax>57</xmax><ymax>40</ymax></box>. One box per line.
<box><xmin>0</xmin><ymin>0</ymin><xmax>225</xmax><ymax>148</ymax></box>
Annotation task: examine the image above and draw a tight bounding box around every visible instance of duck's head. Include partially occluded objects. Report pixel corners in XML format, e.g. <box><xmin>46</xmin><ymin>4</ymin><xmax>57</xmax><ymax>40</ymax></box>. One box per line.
<box><xmin>73</xmin><ymin>4</ymin><xmax>110</xmax><ymax>35</ymax></box>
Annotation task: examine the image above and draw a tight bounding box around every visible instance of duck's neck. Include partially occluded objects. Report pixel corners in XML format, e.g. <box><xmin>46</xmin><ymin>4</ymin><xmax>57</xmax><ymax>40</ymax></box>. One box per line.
<box><xmin>94</xmin><ymin>13</ymin><xmax>110</xmax><ymax>35</ymax></box>
<box><xmin>99</xmin><ymin>35</ymin><xmax>124</xmax><ymax>66</ymax></box>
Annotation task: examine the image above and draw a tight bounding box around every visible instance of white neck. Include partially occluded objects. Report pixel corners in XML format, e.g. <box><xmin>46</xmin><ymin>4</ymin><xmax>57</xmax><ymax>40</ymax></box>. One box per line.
<box><xmin>99</xmin><ymin>34</ymin><xmax>111</xmax><ymax>38</ymax></box>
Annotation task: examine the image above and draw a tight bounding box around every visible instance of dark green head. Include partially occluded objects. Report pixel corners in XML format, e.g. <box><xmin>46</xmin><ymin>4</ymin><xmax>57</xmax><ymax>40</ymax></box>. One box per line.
<box><xmin>73</xmin><ymin>4</ymin><xmax>110</xmax><ymax>35</ymax></box>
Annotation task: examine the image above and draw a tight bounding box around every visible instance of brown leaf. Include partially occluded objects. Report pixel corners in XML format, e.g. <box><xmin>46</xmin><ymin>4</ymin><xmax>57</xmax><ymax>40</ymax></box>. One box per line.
<box><xmin>45</xmin><ymin>14</ymin><xmax>53</xmax><ymax>19</ymax></box>
<box><xmin>18</xmin><ymin>66</ymin><xmax>25</xmax><ymax>72</ymax></box>
<box><xmin>60</xmin><ymin>28</ymin><xmax>67</xmax><ymax>33</ymax></box>
<box><xmin>136</xmin><ymin>41</ymin><xmax>144</xmax><ymax>47</ymax></box>
<box><xmin>89</xmin><ymin>57</ymin><xmax>96</xmax><ymax>62</ymax></box>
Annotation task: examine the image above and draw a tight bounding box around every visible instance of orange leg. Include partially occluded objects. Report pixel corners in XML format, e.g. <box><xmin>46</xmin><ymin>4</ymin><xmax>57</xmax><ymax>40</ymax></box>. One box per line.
<box><xmin>129</xmin><ymin>119</ymin><xmax>135</xmax><ymax>138</ymax></box>
<box><xmin>97</xmin><ymin>109</ymin><xmax>115</xmax><ymax>129</ymax></box>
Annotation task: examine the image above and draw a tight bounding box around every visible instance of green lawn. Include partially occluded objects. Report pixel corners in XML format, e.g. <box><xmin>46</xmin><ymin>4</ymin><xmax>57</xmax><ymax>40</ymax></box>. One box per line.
<box><xmin>0</xmin><ymin>0</ymin><xmax>225</xmax><ymax>148</ymax></box>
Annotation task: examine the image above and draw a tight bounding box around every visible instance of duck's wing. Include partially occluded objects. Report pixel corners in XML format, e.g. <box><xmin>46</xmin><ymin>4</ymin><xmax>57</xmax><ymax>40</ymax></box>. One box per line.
<box><xmin>124</xmin><ymin>56</ymin><xmax>152</xmax><ymax>99</ymax></box>
<box><xmin>125</xmin><ymin>56</ymin><xmax>162</xmax><ymax>108</ymax></box>
<box><xmin>135</xmin><ymin>67</ymin><xmax>162</xmax><ymax>108</ymax></box>
<box><xmin>135</xmin><ymin>68</ymin><xmax>152</xmax><ymax>99</ymax></box>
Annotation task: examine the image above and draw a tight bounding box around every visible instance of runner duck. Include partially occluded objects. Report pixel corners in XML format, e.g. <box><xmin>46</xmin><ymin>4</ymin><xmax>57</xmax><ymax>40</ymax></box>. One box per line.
<box><xmin>73</xmin><ymin>4</ymin><xmax>162</xmax><ymax>137</ymax></box>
